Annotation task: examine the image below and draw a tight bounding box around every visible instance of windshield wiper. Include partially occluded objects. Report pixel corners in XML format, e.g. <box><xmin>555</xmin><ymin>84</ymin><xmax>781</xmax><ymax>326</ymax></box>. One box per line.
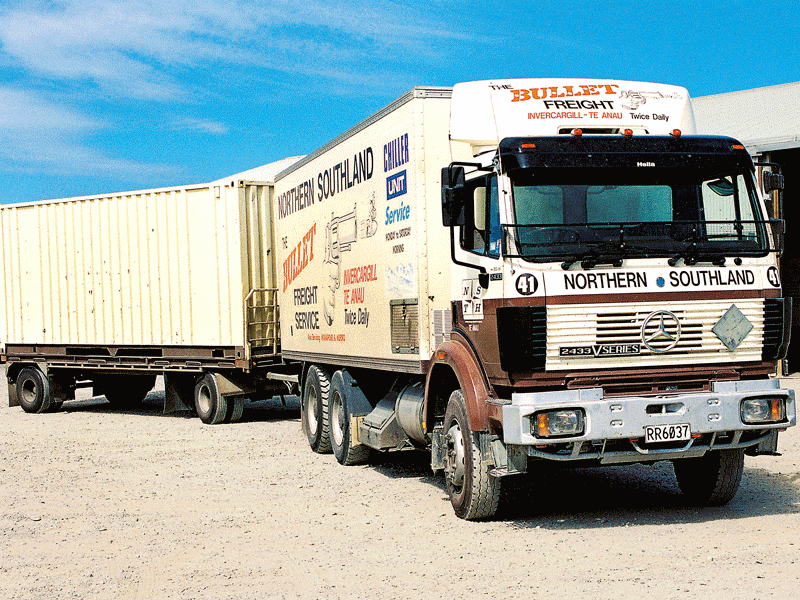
<box><xmin>561</xmin><ymin>245</ymin><xmax>624</xmax><ymax>270</ymax></box>
<box><xmin>668</xmin><ymin>245</ymin><xmax>726</xmax><ymax>267</ymax></box>
<box><xmin>559</xmin><ymin>240</ymin><xmax>664</xmax><ymax>270</ymax></box>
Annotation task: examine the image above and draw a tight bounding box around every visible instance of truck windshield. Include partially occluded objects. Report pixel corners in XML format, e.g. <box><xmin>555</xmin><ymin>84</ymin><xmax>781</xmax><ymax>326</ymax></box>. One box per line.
<box><xmin>507</xmin><ymin>168</ymin><xmax>775</xmax><ymax>263</ymax></box>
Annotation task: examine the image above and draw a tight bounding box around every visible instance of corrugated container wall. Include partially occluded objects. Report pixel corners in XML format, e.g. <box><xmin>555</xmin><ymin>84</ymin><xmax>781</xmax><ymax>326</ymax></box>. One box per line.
<box><xmin>0</xmin><ymin>182</ymin><xmax>270</xmax><ymax>350</ymax></box>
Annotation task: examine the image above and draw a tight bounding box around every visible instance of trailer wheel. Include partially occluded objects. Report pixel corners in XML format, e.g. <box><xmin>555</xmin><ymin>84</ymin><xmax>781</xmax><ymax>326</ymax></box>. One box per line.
<box><xmin>329</xmin><ymin>372</ymin><xmax>370</xmax><ymax>466</ymax></box>
<box><xmin>194</xmin><ymin>373</ymin><xmax>228</xmax><ymax>425</ymax></box>
<box><xmin>673</xmin><ymin>448</ymin><xmax>745</xmax><ymax>506</ymax></box>
<box><xmin>443</xmin><ymin>390</ymin><xmax>500</xmax><ymax>520</ymax></box>
<box><xmin>16</xmin><ymin>368</ymin><xmax>53</xmax><ymax>414</ymax></box>
<box><xmin>224</xmin><ymin>397</ymin><xmax>245</xmax><ymax>423</ymax></box>
<box><xmin>301</xmin><ymin>366</ymin><xmax>332</xmax><ymax>453</ymax></box>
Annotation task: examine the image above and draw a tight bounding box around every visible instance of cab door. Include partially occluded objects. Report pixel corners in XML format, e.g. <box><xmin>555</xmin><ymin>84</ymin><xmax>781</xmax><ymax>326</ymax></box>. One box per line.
<box><xmin>452</xmin><ymin>173</ymin><xmax>506</xmax><ymax>381</ymax></box>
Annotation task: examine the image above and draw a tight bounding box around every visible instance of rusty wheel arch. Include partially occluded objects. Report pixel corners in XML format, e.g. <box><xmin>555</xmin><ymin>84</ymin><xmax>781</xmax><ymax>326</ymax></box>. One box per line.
<box><xmin>424</xmin><ymin>335</ymin><xmax>493</xmax><ymax>433</ymax></box>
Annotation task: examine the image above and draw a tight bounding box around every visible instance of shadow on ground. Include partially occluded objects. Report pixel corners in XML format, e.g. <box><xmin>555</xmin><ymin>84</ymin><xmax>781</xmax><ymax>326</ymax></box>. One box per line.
<box><xmin>59</xmin><ymin>392</ymin><xmax>301</xmax><ymax>423</ymax></box>
<box><xmin>368</xmin><ymin>447</ymin><xmax>800</xmax><ymax>526</ymax></box>
<box><xmin>53</xmin><ymin>390</ymin><xmax>800</xmax><ymax>526</ymax></box>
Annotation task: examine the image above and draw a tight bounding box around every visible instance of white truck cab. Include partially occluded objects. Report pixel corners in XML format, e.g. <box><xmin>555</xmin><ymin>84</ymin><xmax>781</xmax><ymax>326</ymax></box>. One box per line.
<box><xmin>436</xmin><ymin>79</ymin><xmax>794</xmax><ymax>517</ymax></box>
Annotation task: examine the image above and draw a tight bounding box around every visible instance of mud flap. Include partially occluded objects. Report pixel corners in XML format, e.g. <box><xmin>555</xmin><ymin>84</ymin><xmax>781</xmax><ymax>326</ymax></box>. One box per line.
<box><xmin>745</xmin><ymin>429</ymin><xmax>781</xmax><ymax>456</ymax></box>
<box><xmin>164</xmin><ymin>374</ymin><xmax>197</xmax><ymax>414</ymax></box>
<box><xmin>8</xmin><ymin>381</ymin><xmax>19</xmax><ymax>407</ymax></box>
<box><xmin>489</xmin><ymin>436</ymin><xmax>527</xmax><ymax>477</ymax></box>
<box><xmin>350</xmin><ymin>416</ymin><xmax>366</xmax><ymax>446</ymax></box>
<box><xmin>48</xmin><ymin>372</ymin><xmax>74</xmax><ymax>405</ymax></box>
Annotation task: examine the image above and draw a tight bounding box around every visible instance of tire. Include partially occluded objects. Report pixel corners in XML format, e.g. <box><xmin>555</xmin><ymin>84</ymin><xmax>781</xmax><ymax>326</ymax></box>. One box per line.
<box><xmin>194</xmin><ymin>373</ymin><xmax>229</xmax><ymax>425</ymax></box>
<box><xmin>443</xmin><ymin>390</ymin><xmax>500</xmax><ymax>520</ymax></box>
<box><xmin>301</xmin><ymin>366</ymin><xmax>332</xmax><ymax>453</ymax></box>
<box><xmin>673</xmin><ymin>448</ymin><xmax>745</xmax><ymax>506</ymax></box>
<box><xmin>102</xmin><ymin>375</ymin><xmax>156</xmax><ymax>408</ymax></box>
<box><xmin>16</xmin><ymin>368</ymin><xmax>53</xmax><ymax>414</ymax></box>
<box><xmin>329</xmin><ymin>371</ymin><xmax>370</xmax><ymax>466</ymax></box>
<box><xmin>225</xmin><ymin>397</ymin><xmax>245</xmax><ymax>423</ymax></box>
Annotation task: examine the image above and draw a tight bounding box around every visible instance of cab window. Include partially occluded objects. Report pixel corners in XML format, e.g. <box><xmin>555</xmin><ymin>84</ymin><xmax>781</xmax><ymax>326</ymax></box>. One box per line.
<box><xmin>460</xmin><ymin>174</ymin><xmax>501</xmax><ymax>258</ymax></box>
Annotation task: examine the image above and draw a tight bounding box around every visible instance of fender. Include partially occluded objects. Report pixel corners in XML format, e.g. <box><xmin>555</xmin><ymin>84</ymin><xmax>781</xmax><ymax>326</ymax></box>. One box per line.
<box><xmin>425</xmin><ymin>334</ymin><xmax>493</xmax><ymax>432</ymax></box>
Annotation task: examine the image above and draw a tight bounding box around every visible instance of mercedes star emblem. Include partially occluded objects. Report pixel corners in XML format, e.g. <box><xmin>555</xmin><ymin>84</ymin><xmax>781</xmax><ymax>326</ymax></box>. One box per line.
<box><xmin>641</xmin><ymin>310</ymin><xmax>682</xmax><ymax>353</ymax></box>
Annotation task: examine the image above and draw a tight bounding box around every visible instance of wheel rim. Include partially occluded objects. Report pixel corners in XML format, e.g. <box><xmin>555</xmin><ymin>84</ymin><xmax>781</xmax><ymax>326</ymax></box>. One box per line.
<box><xmin>21</xmin><ymin>379</ymin><xmax>38</xmax><ymax>405</ymax></box>
<box><xmin>445</xmin><ymin>421</ymin><xmax>466</xmax><ymax>490</ymax></box>
<box><xmin>197</xmin><ymin>384</ymin><xmax>212</xmax><ymax>415</ymax></box>
<box><xmin>306</xmin><ymin>386</ymin><xmax>319</xmax><ymax>436</ymax></box>
<box><xmin>331</xmin><ymin>391</ymin><xmax>345</xmax><ymax>447</ymax></box>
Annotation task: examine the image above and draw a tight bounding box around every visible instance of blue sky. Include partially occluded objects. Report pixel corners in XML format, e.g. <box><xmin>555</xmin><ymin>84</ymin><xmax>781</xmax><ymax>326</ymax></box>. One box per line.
<box><xmin>1</xmin><ymin>0</ymin><xmax>798</xmax><ymax>204</ymax></box>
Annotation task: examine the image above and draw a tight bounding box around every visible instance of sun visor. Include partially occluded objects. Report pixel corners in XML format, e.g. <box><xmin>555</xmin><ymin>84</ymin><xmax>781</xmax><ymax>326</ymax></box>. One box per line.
<box><xmin>450</xmin><ymin>79</ymin><xmax>697</xmax><ymax>148</ymax></box>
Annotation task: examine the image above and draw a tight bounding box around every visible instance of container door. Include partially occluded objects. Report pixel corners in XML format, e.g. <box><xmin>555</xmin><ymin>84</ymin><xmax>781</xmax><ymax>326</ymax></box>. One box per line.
<box><xmin>240</xmin><ymin>182</ymin><xmax>280</xmax><ymax>359</ymax></box>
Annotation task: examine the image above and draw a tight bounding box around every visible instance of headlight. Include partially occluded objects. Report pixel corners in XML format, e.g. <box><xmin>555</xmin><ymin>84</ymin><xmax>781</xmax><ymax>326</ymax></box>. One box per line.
<box><xmin>533</xmin><ymin>409</ymin><xmax>585</xmax><ymax>438</ymax></box>
<box><xmin>741</xmin><ymin>397</ymin><xmax>786</xmax><ymax>424</ymax></box>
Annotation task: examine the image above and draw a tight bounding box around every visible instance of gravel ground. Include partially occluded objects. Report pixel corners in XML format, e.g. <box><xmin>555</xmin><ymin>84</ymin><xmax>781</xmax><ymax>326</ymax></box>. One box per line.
<box><xmin>1</xmin><ymin>372</ymin><xmax>799</xmax><ymax>600</ymax></box>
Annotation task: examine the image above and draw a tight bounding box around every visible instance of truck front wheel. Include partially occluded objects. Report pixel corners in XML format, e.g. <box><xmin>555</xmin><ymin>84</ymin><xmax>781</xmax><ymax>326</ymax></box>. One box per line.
<box><xmin>443</xmin><ymin>390</ymin><xmax>500</xmax><ymax>520</ymax></box>
<box><xmin>672</xmin><ymin>448</ymin><xmax>745</xmax><ymax>506</ymax></box>
<box><xmin>16</xmin><ymin>368</ymin><xmax>53</xmax><ymax>414</ymax></box>
<box><xmin>302</xmin><ymin>366</ymin><xmax>332</xmax><ymax>453</ymax></box>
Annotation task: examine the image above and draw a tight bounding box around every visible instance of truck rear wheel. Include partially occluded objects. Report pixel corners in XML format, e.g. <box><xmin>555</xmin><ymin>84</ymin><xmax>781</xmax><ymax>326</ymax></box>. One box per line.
<box><xmin>443</xmin><ymin>390</ymin><xmax>500</xmax><ymax>520</ymax></box>
<box><xmin>194</xmin><ymin>373</ymin><xmax>228</xmax><ymax>425</ymax></box>
<box><xmin>329</xmin><ymin>372</ymin><xmax>370</xmax><ymax>466</ymax></box>
<box><xmin>16</xmin><ymin>368</ymin><xmax>53</xmax><ymax>414</ymax></box>
<box><xmin>302</xmin><ymin>366</ymin><xmax>332</xmax><ymax>453</ymax></box>
<box><xmin>673</xmin><ymin>448</ymin><xmax>745</xmax><ymax>506</ymax></box>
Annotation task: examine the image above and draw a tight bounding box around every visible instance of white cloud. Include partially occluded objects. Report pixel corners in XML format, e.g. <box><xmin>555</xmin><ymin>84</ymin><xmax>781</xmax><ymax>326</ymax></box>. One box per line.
<box><xmin>0</xmin><ymin>87</ymin><xmax>101</xmax><ymax>133</ymax></box>
<box><xmin>0</xmin><ymin>1</ymin><xmax>469</xmax><ymax>100</ymax></box>
<box><xmin>170</xmin><ymin>117</ymin><xmax>229</xmax><ymax>135</ymax></box>
<box><xmin>0</xmin><ymin>86</ymin><xmax>173</xmax><ymax>178</ymax></box>
<box><xmin>0</xmin><ymin>1</ymin><xmax>477</xmax><ymax>184</ymax></box>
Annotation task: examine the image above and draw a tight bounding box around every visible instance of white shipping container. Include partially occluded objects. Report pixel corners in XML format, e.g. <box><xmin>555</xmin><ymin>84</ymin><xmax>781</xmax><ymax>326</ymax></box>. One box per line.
<box><xmin>0</xmin><ymin>158</ymin><xmax>298</xmax><ymax>362</ymax></box>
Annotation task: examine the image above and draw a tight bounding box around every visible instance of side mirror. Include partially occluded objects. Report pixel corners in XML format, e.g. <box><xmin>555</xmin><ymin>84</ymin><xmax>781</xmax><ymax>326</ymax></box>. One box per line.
<box><xmin>763</xmin><ymin>171</ymin><xmax>785</xmax><ymax>194</ymax></box>
<box><xmin>441</xmin><ymin>166</ymin><xmax>466</xmax><ymax>226</ymax></box>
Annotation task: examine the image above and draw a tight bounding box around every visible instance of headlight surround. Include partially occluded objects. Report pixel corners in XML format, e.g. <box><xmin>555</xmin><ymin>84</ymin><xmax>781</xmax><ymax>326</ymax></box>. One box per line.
<box><xmin>532</xmin><ymin>409</ymin><xmax>585</xmax><ymax>438</ymax></box>
<box><xmin>741</xmin><ymin>397</ymin><xmax>786</xmax><ymax>424</ymax></box>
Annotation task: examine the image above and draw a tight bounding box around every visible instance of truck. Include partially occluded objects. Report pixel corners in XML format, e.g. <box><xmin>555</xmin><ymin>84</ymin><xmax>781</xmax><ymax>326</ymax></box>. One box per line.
<box><xmin>3</xmin><ymin>79</ymin><xmax>796</xmax><ymax>520</ymax></box>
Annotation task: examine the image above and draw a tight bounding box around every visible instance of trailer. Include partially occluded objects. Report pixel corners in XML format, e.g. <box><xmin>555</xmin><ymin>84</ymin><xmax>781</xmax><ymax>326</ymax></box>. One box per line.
<box><xmin>1</xmin><ymin>157</ymin><xmax>301</xmax><ymax>423</ymax></box>
<box><xmin>3</xmin><ymin>79</ymin><xmax>797</xmax><ymax>520</ymax></box>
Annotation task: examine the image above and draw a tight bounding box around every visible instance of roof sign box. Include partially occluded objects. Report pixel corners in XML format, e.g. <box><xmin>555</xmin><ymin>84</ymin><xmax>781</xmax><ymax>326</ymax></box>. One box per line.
<box><xmin>449</xmin><ymin>79</ymin><xmax>697</xmax><ymax>147</ymax></box>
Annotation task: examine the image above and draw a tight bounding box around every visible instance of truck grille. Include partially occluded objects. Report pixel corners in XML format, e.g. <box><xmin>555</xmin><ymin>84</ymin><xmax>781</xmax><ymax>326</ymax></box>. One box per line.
<box><xmin>762</xmin><ymin>298</ymin><xmax>790</xmax><ymax>360</ymax></box>
<box><xmin>547</xmin><ymin>299</ymin><xmax>764</xmax><ymax>370</ymax></box>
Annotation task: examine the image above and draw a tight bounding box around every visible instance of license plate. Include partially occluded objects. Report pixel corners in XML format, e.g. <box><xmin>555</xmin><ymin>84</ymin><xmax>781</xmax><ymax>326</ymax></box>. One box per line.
<box><xmin>644</xmin><ymin>423</ymin><xmax>691</xmax><ymax>444</ymax></box>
